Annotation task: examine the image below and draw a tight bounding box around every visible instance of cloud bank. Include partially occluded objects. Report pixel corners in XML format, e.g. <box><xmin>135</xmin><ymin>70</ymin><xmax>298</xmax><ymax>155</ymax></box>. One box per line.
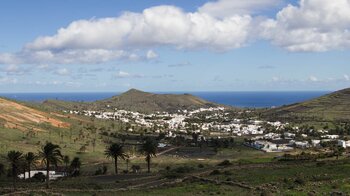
<box><xmin>1</xmin><ymin>0</ymin><xmax>350</xmax><ymax>66</ymax></box>
<box><xmin>26</xmin><ymin>6</ymin><xmax>252</xmax><ymax>52</ymax></box>
<box><xmin>261</xmin><ymin>0</ymin><xmax>350</xmax><ymax>51</ymax></box>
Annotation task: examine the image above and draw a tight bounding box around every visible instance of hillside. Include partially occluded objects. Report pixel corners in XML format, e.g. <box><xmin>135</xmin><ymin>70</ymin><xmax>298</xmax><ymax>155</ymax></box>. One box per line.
<box><xmin>0</xmin><ymin>97</ymin><xmax>117</xmax><ymax>166</ymax></box>
<box><xmin>0</xmin><ymin>97</ymin><xmax>69</xmax><ymax>131</ymax></box>
<box><xmin>263</xmin><ymin>88</ymin><xmax>350</xmax><ymax>122</ymax></box>
<box><xmin>43</xmin><ymin>89</ymin><xmax>223</xmax><ymax>113</ymax></box>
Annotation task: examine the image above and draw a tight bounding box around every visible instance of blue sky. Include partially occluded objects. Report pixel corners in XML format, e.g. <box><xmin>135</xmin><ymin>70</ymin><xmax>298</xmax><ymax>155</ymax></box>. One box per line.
<box><xmin>0</xmin><ymin>0</ymin><xmax>349</xmax><ymax>92</ymax></box>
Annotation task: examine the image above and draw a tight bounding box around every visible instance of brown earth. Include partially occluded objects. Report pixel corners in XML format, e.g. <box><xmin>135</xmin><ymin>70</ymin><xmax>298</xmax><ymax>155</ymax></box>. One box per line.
<box><xmin>0</xmin><ymin>98</ymin><xmax>69</xmax><ymax>131</ymax></box>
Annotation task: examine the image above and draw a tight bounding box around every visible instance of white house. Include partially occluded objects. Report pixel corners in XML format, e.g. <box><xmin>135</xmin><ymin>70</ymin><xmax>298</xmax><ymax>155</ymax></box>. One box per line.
<box><xmin>18</xmin><ymin>170</ymin><xmax>64</xmax><ymax>180</ymax></box>
<box><xmin>323</xmin><ymin>135</ymin><xmax>339</xmax><ymax>139</ymax></box>
<box><xmin>311</xmin><ymin>140</ymin><xmax>321</xmax><ymax>147</ymax></box>
<box><xmin>295</xmin><ymin>141</ymin><xmax>310</xmax><ymax>149</ymax></box>
<box><xmin>338</xmin><ymin>140</ymin><xmax>350</xmax><ymax>148</ymax></box>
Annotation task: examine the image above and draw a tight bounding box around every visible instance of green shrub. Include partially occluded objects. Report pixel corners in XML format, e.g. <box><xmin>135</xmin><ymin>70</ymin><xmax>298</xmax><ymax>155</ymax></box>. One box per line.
<box><xmin>217</xmin><ymin>160</ymin><xmax>231</xmax><ymax>166</ymax></box>
<box><xmin>294</xmin><ymin>177</ymin><xmax>306</xmax><ymax>185</ymax></box>
<box><xmin>210</xmin><ymin>170</ymin><xmax>221</xmax><ymax>175</ymax></box>
<box><xmin>173</xmin><ymin>166</ymin><xmax>193</xmax><ymax>174</ymax></box>
<box><xmin>32</xmin><ymin>172</ymin><xmax>46</xmax><ymax>182</ymax></box>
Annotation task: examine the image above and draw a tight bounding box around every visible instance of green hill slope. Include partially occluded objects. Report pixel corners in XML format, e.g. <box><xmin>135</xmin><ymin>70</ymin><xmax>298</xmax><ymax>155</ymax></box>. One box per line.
<box><xmin>263</xmin><ymin>88</ymin><xmax>350</xmax><ymax>122</ymax></box>
<box><xmin>43</xmin><ymin>89</ymin><xmax>223</xmax><ymax>113</ymax></box>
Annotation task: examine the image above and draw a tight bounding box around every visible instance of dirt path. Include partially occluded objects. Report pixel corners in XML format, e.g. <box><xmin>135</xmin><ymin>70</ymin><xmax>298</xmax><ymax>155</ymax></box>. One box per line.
<box><xmin>156</xmin><ymin>147</ymin><xmax>180</xmax><ymax>156</ymax></box>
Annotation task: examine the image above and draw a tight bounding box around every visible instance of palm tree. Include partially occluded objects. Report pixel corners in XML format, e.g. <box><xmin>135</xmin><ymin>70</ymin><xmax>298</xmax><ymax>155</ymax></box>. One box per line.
<box><xmin>70</xmin><ymin>157</ymin><xmax>81</xmax><ymax>177</ymax></box>
<box><xmin>126</xmin><ymin>158</ymin><xmax>130</xmax><ymax>172</ymax></box>
<box><xmin>24</xmin><ymin>152</ymin><xmax>37</xmax><ymax>179</ymax></box>
<box><xmin>333</xmin><ymin>146</ymin><xmax>345</xmax><ymax>160</ymax></box>
<box><xmin>0</xmin><ymin>163</ymin><xmax>5</xmax><ymax>177</ymax></box>
<box><xmin>104</xmin><ymin>143</ymin><xmax>128</xmax><ymax>174</ymax></box>
<box><xmin>63</xmin><ymin>155</ymin><xmax>70</xmax><ymax>176</ymax></box>
<box><xmin>7</xmin><ymin>151</ymin><xmax>23</xmax><ymax>190</ymax></box>
<box><xmin>38</xmin><ymin>142</ymin><xmax>63</xmax><ymax>188</ymax></box>
<box><xmin>140</xmin><ymin>138</ymin><xmax>158</xmax><ymax>173</ymax></box>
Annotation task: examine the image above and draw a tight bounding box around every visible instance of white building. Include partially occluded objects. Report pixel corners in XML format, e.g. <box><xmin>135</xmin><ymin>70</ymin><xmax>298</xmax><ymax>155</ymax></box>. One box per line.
<box><xmin>338</xmin><ymin>140</ymin><xmax>350</xmax><ymax>148</ymax></box>
<box><xmin>311</xmin><ymin>140</ymin><xmax>321</xmax><ymax>147</ymax></box>
<box><xmin>18</xmin><ymin>170</ymin><xmax>64</xmax><ymax>180</ymax></box>
<box><xmin>295</xmin><ymin>141</ymin><xmax>310</xmax><ymax>149</ymax></box>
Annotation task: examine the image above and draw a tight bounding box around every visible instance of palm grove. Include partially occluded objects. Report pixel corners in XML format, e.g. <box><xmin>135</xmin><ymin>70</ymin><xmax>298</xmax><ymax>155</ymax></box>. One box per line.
<box><xmin>0</xmin><ymin>138</ymin><xmax>158</xmax><ymax>190</ymax></box>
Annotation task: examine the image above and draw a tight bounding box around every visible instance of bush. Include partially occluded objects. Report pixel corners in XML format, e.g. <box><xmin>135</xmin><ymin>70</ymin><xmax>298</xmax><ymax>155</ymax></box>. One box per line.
<box><xmin>316</xmin><ymin>161</ymin><xmax>326</xmax><ymax>167</ymax></box>
<box><xmin>165</xmin><ymin>166</ymin><xmax>171</xmax><ymax>171</ymax></box>
<box><xmin>95</xmin><ymin>168</ymin><xmax>102</xmax><ymax>175</ymax></box>
<box><xmin>210</xmin><ymin>170</ymin><xmax>221</xmax><ymax>175</ymax></box>
<box><xmin>173</xmin><ymin>166</ymin><xmax>193</xmax><ymax>174</ymax></box>
<box><xmin>71</xmin><ymin>170</ymin><xmax>80</xmax><ymax>177</ymax></box>
<box><xmin>217</xmin><ymin>160</ymin><xmax>232</xmax><ymax>166</ymax></box>
<box><xmin>95</xmin><ymin>166</ymin><xmax>107</xmax><ymax>175</ymax></box>
<box><xmin>131</xmin><ymin>165</ymin><xmax>141</xmax><ymax>173</ymax></box>
<box><xmin>294</xmin><ymin>177</ymin><xmax>306</xmax><ymax>185</ymax></box>
<box><xmin>163</xmin><ymin>166</ymin><xmax>194</xmax><ymax>179</ymax></box>
<box><xmin>164</xmin><ymin>172</ymin><xmax>181</xmax><ymax>179</ymax></box>
<box><xmin>198</xmin><ymin>164</ymin><xmax>204</xmax><ymax>168</ymax></box>
<box><xmin>102</xmin><ymin>166</ymin><xmax>107</xmax><ymax>174</ymax></box>
<box><xmin>32</xmin><ymin>172</ymin><xmax>46</xmax><ymax>182</ymax></box>
<box><xmin>0</xmin><ymin>163</ymin><xmax>4</xmax><ymax>176</ymax></box>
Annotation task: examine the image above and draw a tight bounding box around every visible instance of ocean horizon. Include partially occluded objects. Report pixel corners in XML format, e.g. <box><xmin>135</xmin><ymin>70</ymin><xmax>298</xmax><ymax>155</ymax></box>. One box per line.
<box><xmin>0</xmin><ymin>91</ymin><xmax>330</xmax><ymax>108</ymax></box>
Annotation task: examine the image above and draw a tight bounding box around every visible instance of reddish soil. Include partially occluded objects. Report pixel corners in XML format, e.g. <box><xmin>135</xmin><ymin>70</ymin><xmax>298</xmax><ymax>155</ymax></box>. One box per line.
<box><xmin>0</xmin><ymin>98</ymin><xmax>70</xmax><ymax>131</ymax></box>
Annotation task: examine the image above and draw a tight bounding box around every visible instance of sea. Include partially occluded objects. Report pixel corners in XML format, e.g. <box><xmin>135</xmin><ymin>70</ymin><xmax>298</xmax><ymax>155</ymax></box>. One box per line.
<box><xmin>0</xmin><ymin>91</ymin><xmax>330</xmax><ymax>108</ymax></box>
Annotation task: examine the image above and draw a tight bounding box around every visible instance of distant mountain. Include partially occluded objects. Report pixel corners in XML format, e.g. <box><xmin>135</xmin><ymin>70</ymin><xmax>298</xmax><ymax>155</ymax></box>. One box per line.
<box><xmin>0</xmin><ymin>97</ymin><xmax>69</xmax><ymax>130</ymax></box>
<box><xmin>43</xmin><ymin>89</ymin><xmax>225</xmax><ymax>113</ymax></box>
<box><xmin>263</xmin><ymin>88</ymin><xmax>350</xmax><ymax>122</ymax></box>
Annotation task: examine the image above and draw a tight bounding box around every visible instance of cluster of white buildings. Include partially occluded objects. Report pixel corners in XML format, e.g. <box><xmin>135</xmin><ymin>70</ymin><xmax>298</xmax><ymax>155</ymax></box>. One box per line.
<box><xmin>248</xmin><ymin>129</ymin><xmax>350</xmax><ymax>152</ymax></box>
<box><xmin>67</xmin><ymin>107</ymin><xmax>287</xmax><ymax>138</ymax></box>
<box><xmin>67</xmin><ymin>107</ymin><xmax>350</xmax><ymax>153</ymax></box>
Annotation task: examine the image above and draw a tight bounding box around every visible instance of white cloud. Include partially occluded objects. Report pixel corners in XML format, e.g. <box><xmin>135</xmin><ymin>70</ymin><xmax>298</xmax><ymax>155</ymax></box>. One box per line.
<box><xmin>0</xmin><ymin>77</ymin><xmax>17</xmax><ymax>85</ymax></box>
<box><xmin>114</xmin><ymin>70</ymin><xmax>144</xmax><ymax>79</ymax></box>
<box><xmin>308</xmin><ymin>75</ymin><xmax>319</xmax><ymax>82</ymax></box>
<box><xmin>0</xmin><ymin>49</ymin><xmax>131</xmax><ymax>65</ymax></box>
<box><xmin>1</xmin><ymin>64</ymin><xmax>31</xmax><ymax>75</ymax></box>
<box><xmin>260</xmin><ymin>0</ymin><xmax>350</xmax><ymax>52</ymax></box>
<box><xmin>344</xmin><ymin>74</ymin><xmax>350</xmax><ymax>81</ymax></box>
<box><xmin>115</xmin><ymin>71</ymin><xmax>130</xmax><ymax>78</ymax></box>
<box><xmin>199</xmin><ymin>0</ymin><xmax>281</xmax><ymax>17</ymax></box>
<box><xmin>168</xmin><ymin>61</ymin><xmax>191</xmax><ymax>68</ymax></box>
<box><xmin>4</xmin><ymin>64</ymin><xmax>19</xmax><ymax>73</ymax></box>
<box><xmin>37</xmin><ymin>64</ymin><xmax>50</xmax><ymax>69</ymax></box>
<box><xmin>26</xmin><ymin>6</ymin><xmax>252</xmax><ymax>51</ymax></box>
<box><xmin>272</xmin><ymin>76</ymin><xmax>280</xmax><ymax>82</ymax></box>
<box><xmin>146</xmin><ymin>50</ymin><xmax>158</xmax><ymax>59</ymax></box>
<box><xmin>55</xmin><ymin>68</ymin><xmax>70</xmax><ymax>76</ymax></box>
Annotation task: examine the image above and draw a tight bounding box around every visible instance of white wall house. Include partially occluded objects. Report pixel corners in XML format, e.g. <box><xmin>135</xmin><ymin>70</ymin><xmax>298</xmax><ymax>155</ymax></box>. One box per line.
<box><xmin>338</xmin><ymin>140</ymin><xmax>350</xmax><ymax>148</ymax></box>
<box><xmin>18</xmin><ymin>170</ymin><xmax>65</xmax><ymax>180</ymax></box>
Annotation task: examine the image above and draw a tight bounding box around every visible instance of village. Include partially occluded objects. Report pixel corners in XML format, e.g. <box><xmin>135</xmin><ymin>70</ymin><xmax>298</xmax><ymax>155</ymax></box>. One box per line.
<box><xmin>67</xmin><ymin>107</ymin><xmax>350</xmax><ymax>153</ymax></box>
